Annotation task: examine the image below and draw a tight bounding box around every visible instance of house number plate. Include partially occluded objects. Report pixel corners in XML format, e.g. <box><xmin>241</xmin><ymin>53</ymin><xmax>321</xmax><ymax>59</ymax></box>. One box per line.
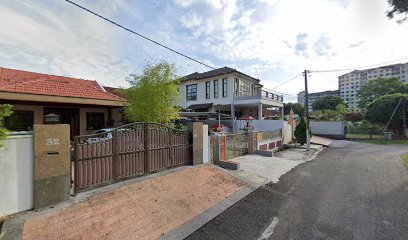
<box><xmin>46</xmin><ymin>138</ymin><xmax>60</xmax><ymax>146</ymax></box>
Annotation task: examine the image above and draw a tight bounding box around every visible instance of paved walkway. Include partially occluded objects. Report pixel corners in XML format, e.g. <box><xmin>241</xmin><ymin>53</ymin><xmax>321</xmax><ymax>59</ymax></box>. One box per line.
<box><xmin>233</xmin><ymin>146</ymin><xmax>322</xmax><ymax>184</ymax></box>
<box><xmin>311</xmin><ymin>135</ymin><xmax>334</xmax><ymax>146</ymax></box>
<box><xmin>21</xmin><ymin>166</ymin><xmax>245</xmax><ymax>240</ymax></box>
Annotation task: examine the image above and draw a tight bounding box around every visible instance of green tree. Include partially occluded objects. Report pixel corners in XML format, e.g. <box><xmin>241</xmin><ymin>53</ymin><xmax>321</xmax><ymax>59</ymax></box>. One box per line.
<box><xmin>344</xmin><ymin>112</ymin><xmax>364</xmax><ymax>123</ymax></box>
<box><xmin>358</xmin><ymin>77</ymin><xmax>408</xmax><ymax>109</ymax></box>
<box><xmin>365</xmin><ymin>94</ymin><xmax>408</xmax><ymax>136</ymax></box>
<box><xmin>283</xmin><ymin>102</ymin><xmax>305</xmax><ymax>116</ymax></box>
<box><xmin>294</xmin><ymin>117</ymin><xmax>307</xmax><ymax>145</ymax></box>
<box><xmin>311</xmin><ymin>103</ymin><xmax>347</xmax><ymax>121</ymax></box>
<box><xmin>387</xmin><ymin>0</ymin><xmax>408</xmax><ymax>23</ymax></box>
<box><xmin>121</xmin><ymin>60</ymin><xmax>181</xmax><ymax>123</ymax></box>
<box><xmin>312</xmin><ymin>96</ymin><xmax>345</xmax><ymax>111</ymax></box>
<box><xmin>0</xmin><ymin>104</ymin><xmax>13</xmax><ymax>147</ymax></box>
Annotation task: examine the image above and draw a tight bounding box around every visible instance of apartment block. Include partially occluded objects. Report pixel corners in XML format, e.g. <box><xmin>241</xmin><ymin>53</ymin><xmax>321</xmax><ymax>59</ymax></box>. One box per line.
<box><xmin>297</xmin><ymin>90</ymin><xmax>339</xmax><ymax>112</ymax></box>
<box><xmin>338</xmin><ymin>62</ymin><xmax>408</xmax><ymax>111</ymax></box>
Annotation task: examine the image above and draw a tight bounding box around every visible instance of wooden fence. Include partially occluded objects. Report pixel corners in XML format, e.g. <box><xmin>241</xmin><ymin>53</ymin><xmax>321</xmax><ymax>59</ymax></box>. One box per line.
<box><xmin>73</xmin><ymin>122</ymin><xmax>192</xmax><ymax>192</ymax></box>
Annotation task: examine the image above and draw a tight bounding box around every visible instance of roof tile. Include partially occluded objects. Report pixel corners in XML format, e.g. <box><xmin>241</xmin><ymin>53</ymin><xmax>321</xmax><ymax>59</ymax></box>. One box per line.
<box><xmin>0</xmin><ymin>67</ymin><xmax>124</xmax><ymax>101</ymax></box>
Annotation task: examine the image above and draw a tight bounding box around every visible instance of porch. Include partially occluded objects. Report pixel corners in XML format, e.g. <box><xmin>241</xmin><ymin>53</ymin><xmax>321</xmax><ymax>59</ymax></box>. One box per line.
<box><xmin>1</xmin><ymin>101</ymin><xmax>124</xmax><ymax>137</ymax></box>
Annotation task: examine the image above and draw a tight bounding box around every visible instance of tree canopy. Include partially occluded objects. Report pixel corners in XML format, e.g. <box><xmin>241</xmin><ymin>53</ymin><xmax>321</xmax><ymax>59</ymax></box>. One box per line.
<box><xmin>0</xmin><ymin>104</ymin><xmax>13</xmax><ymax>147</ymax></box>
<box><xmin>387</xmin><ymin>0</ymin><xmax>408</xmax><ymax>23</ymax></box>
<box><xmin>121</xmin><ymin>60</ymin><xmax>181</xmax><ymax>124</ymax></box>
<box><xmin>357</xmin><ymin>78</ymin><xmax>408</xmax><ymax>109</ymax></box>
<box><xmin>365</xmin><ymin>94</ymin><xmax>408</xmax><ymax>135</ymax></box>
<box><xmin>311</xmin><ymin>96</ymin><xmax>345</xmax><ymax>111</ymax></box>
<box><xmin>344</xmin><ymin>112</ymin><xmax>364</xmax><ymax>123</ymax></box>
<box><xmin>283</xmin><ymin>102</ymin><xmax>305</xmax><ymax>116</ymax></box>
<box><xmin>311</xmin><ymin>103</ymin><xmax>347</xmax><ymax>121</ymax></box>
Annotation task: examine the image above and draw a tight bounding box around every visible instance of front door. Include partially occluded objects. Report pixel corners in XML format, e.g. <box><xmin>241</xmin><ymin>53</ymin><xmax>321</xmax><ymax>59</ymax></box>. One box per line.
<box><xmin>44</xmin><ymin>107</ymin><xmax>80</xmax><ymax>138</ymax></box>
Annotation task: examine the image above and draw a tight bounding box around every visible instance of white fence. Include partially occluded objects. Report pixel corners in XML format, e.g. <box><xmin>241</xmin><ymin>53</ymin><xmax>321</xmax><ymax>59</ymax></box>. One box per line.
<box><xmin>0</xmin><ymin>133</ymin><xmax>34</xmax><ymax>215</ymax></box>
<box><xmin>310</xmin><ymin>121</ymin><xmax>345</xmax><ymax>138</ymax></box>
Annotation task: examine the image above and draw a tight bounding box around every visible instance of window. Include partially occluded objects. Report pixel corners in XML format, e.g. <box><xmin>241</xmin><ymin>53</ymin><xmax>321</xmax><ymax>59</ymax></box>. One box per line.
<box><xmin>5</xmin><ymin>111</ymin><xmax>34</xmax><ymax>131</ymax></box>
<box><xmin>205</xmin><ymin>81</ymin><xmax>210</xmax><ymax>99</ymax></box>
<box><xmin>213</xmin><ymin>80</ymin><xmax>219</xmax><ymax>98</ymax></box>
<box><xmin>186</xmin><ymin>84</ymin><xmax>197</xmax><ymax>101</ymax></box>
<box><xmin>222</xmin><ymin>78</ymin><xmax>227</xmax><ymax>97</ymax></box>
<box><xmin>86</xmin><ymin>112</ymin><xmax>105</xmax><ymax>130</ymax></box>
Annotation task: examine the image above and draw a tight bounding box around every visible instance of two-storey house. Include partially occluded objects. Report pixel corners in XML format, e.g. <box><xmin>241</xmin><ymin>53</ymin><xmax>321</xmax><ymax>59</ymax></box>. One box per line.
<box><xmin>178</xmin><ymin>67</ymin><xmax>283</xmax><ymax>120</ymax></box>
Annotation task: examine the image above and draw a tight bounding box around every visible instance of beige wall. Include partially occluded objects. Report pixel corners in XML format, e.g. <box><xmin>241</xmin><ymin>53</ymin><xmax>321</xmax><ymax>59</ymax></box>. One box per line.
<box><xmin>8</xmin><ymin>104</ymin><xmax>124</xmax><ymax>136</ymax></box>
<box><xmin>111</xmin><ymin>108</ymin><xmax>124</xmax><ymax>127</ymax></box>
<box><xmin>11</xmin><ymin>105</ymin><xmax>44</xmax><ymax>125</ymax></box>
<box><xmin>79</xmin><ymin>108</ymin><xmax>108</xmax><ymax>135</ymax></box>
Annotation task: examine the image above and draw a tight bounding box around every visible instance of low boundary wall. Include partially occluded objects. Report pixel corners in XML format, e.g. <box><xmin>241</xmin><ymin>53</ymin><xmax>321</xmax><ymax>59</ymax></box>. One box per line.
<box><xmin>0</xmin><ymin>133</ymin><xmax>34</xmax><ymax>215</ymax></box>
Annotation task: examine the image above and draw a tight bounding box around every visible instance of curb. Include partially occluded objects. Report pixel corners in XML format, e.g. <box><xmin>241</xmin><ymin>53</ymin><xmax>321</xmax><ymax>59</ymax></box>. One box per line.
<box><xmin>161</xmin><ymin>164</ymin><xmax>261</xmax><ymax>240</ymax></box>
<box><xmin>161</xmin><ymin>186</ymin><xmax>255</xmax><ymax>240</ymax></box>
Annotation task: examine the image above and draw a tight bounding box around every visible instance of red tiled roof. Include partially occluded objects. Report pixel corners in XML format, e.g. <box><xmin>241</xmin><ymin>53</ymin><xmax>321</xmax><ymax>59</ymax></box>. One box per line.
<box><xmin>0</xmin><ymin>67</ymin><xmax>125</xmax><ymax>101</ymax></box>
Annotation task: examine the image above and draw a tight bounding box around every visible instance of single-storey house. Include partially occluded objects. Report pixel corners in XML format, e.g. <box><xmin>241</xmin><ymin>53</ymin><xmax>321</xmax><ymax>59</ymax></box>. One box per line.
<box><xmin>0</xmin><ymin>67</ymin><xmax>127</xmax><ymax>137</ymax></box>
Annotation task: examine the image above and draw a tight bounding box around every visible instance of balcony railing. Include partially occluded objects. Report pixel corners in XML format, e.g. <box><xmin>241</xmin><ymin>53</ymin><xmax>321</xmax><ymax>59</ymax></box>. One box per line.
<box><xmin>235</xmin><ymin>89</ymin><xmax>283</xmax><ymax>102</ymax></box>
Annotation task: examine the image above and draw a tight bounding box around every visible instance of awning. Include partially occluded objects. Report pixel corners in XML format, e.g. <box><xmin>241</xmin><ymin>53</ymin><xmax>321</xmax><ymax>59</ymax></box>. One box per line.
<box><xmin>186</xmin><ymin>103</ymin><xmax>213</xmax><ymax>110</ymax></box>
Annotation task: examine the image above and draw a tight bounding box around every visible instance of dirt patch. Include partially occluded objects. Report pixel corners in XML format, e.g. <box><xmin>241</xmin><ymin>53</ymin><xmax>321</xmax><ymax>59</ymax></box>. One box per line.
<box><xmin>22</xmin><ymin>166</ymin><xmax>245</xmax><ymax>240</ymax></box>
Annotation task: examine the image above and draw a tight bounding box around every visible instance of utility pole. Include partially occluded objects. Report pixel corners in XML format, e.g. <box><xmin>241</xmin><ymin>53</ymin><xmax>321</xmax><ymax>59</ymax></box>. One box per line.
<box><xmin>402</xmin><ymin>97</ymin><xmax>408</xmax><ymax>139</ymax></box>
<box><xmin>303</xmin><ymin>70</ymin><xmax>310</xmax><ymax>151</ymax></box>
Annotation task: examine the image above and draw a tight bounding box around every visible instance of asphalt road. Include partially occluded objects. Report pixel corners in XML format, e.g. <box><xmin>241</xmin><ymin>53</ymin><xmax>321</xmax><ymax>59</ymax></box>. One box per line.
<box><xmin>186</xmin><ymin>141</ymin><xmax>408</xmax><ymax>240</ymax></box>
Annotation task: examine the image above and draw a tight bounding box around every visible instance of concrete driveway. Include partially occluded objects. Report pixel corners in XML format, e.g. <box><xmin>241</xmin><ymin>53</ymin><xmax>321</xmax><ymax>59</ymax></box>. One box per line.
<box><xmin>233</xmin><ymin>145</ymin><xmax>323</xmax><ymax>184</ymax></box>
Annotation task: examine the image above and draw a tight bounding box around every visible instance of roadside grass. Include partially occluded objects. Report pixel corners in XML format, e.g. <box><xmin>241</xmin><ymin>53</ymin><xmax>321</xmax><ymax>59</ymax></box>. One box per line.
<box><xmin>346</xmin><ymin>133</ymin><xmax>383</xmax><ymax>140</ymax></box>
<box><xmin>359</xmin><ymin>140</ymin><xmax>408</xmax><ymax>145</ymax></box>
<box><xmin>401</xmin><ymin>153</ymin><xmax>408</xmax><ymax>170</ymax></box>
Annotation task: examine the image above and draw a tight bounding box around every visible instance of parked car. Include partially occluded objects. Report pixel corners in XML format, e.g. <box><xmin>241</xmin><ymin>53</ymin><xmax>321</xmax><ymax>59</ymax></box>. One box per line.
<box><xmin>86</xmin><ymin>128</ymin><xmax>114</xmax><ymax>144</ymax></box>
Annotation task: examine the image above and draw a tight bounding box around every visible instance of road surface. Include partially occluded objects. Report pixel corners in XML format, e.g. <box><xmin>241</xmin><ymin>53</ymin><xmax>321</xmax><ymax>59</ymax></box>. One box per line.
<box><xmin>186</xmin><ymin>141</ymin><xmax>408</xmax><ymax>240</ymax></box>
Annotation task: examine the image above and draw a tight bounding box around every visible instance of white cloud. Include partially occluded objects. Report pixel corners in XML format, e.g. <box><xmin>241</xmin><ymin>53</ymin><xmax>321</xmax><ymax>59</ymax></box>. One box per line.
<box><xmin>1</xmin><ymin>0</ymin><xmax>408</xmax><ymax>99</ymax></box>
<box><xmin>180</xmin><ymin>12</ymin><xmax>203</xmax><ymax>28</ymax></box>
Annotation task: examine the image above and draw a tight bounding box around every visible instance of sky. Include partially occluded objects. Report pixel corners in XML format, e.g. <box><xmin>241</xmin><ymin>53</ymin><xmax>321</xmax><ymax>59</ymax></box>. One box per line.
<box><xmin>1</xmin><ymin>0</ymin><xmax>408</xmax><ymax>102</ymax></box>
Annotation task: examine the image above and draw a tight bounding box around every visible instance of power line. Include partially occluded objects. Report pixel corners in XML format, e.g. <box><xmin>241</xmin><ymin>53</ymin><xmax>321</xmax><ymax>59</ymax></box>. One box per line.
<box><xmin>271</xmin><ymin>73</ymin><xmax>303</xmax><ymax>89</ymax></box>
<box><xmin>310</xmin><ymin>57</ymin><xmax>408</xmax><ymax>73</ymax></box>
<box><xmin>64</xmin><ymin>0</ymin><xmax>217</xmax><ymax>70</ymax></box>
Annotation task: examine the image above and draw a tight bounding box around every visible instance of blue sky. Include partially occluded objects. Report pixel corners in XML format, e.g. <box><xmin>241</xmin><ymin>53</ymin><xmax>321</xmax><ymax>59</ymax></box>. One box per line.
<box><xmin>1</xmin><ymin>0</ymin><xmax>408</xmax><ymax>102</ymax></box>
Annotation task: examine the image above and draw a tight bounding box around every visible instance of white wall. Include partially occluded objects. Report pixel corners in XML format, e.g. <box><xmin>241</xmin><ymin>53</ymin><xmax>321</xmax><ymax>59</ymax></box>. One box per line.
<box><xmin>310</xmin><ymin>121</ymin><xmax>345</xmax><ymax>136</ymax></box>
<box><xmin>0</xmin><ymin>133</ymin><xmax>34</xmax><ymax>215</ymax></box>
<box><xmin>203</xmin><ymin>125</ymin><xmax>209</xmax><ymax>163</ymax></box>
<box><xmin>234</xmin><ymin>120</ymin><xmax>284</xmax><ymax>132</ymax></box>
<box><xmin>178</xmin><ymin>75</ymin><xmax>235</xmax><ymax>109</ymax></box>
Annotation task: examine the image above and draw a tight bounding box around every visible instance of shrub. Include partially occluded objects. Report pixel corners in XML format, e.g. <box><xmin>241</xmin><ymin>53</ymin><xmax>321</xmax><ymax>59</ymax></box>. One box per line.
<box><xmin>295</xmin><ymin>117</ymin><xmax>308</xmax><ymax>145</ymax></box>
<box><xmin>0</xmin><ymin>104</ymin><xmax>13</xmax><ymax>147</ymax></box>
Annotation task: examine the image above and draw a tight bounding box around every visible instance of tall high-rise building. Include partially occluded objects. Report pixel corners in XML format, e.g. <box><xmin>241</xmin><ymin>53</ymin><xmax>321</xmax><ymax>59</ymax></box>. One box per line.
<box><xmin>298</xmin><ymin>90</ymin><xmax>339</xmax><ymax>112</ymax></box>
<box><xmin>338</xmin><ymin>63</ymin><xmax>408</xmax><ymax>111</ymax></box>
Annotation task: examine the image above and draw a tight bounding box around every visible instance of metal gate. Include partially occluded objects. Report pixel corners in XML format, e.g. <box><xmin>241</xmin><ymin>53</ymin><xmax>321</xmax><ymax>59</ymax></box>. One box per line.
<box><xmin>73</xmin><ymin>122</ymin><xmax>192</xmax><ymax>192</ymax></box>
<box><xmin>209</xmin><ymin>135</ymin><xmax>217</xmax><ymax>163</ymax></box>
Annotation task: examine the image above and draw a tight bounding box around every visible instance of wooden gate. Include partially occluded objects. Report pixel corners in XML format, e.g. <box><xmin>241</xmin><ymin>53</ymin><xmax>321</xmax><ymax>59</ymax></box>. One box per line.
<box><xmin>73</xmin><ymin>122</ymin><xmax>192</xmax><ymax>192</ymax></box>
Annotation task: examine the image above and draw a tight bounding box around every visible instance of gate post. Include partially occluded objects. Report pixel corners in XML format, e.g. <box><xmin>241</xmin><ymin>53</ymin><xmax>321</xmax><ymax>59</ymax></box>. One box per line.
<box><xmin>33</xmin><ymin>124</ymin><xmax>70</xmax><ymax>209</ymax></box>
<box><xmin>144</xmin><ymin>122</ymin><xmax>149</xmax><ymax>173</ymax></box>
<box><xmin>112</xmin><ymin>130</ymin><xmax>118</xmax><ymax>180</ymax></box>
<box><xmin>248</xmin><ymin>130</ymin><xmax>258</xmax><ymax>154</ymax></box>
<box><xmin>191</xmin><ymin>122</ymin><xmax>204</xmax><ymax>165</ymax></box>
